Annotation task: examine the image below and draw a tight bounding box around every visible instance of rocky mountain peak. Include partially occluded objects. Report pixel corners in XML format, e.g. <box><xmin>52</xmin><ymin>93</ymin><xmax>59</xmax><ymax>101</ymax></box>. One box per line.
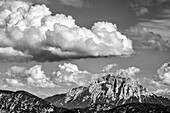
<box><xmin>45</xmin><ymin>71</ymin><xmax>170</xmax><ymax>109</ymax></box>
<box><xmin>88</xmin><ymin>73</ymin><xmax>152</xmax><ymax>104</ymax></box>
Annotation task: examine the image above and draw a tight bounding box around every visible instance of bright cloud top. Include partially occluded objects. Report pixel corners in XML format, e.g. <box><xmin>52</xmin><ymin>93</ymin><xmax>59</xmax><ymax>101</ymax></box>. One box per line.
<box><xmin>156</xmin><ymin>62</ymin><xmax>170</xmax><ymax>85</ymax></box>
<box><xmin>145</xmin><ymin>62</ymin><xmax>170</xmax><ymax>87</ymax></box>
<box><xmin>5</xmin><ymin>65</ymin><xmax>55</xmax><ymax>88</ymax></box>
<box><xmin>0</xmin><ymin>0</ymin><xmax>134</xmax><ymax>62</ymax></box>
<box><xmin>52</xmin><ymin>63</ymin><xmax>102</xmax><ymax>86</ymax></box>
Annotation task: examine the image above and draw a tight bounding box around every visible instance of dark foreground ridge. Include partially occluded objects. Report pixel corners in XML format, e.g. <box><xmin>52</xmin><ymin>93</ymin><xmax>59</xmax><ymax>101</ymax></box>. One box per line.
<box><xmin>0</xmin><ymin>89</ymin><xmax>73</xmax><ymax>113</ymax></box>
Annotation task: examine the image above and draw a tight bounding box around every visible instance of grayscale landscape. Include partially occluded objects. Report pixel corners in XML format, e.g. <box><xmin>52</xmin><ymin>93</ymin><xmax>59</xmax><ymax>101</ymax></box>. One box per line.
<box><xmin>0</xmin><ymin>0</ymin><xmax>170</xmax><ymax>112</ymax></box>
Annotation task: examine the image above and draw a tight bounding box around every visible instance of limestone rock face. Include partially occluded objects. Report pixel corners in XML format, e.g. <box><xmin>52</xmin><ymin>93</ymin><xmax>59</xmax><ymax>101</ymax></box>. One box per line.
<box><xmin>45</xmin><ymin>74</ymin><xmax>170</xmax><ymax>109</ymax></box>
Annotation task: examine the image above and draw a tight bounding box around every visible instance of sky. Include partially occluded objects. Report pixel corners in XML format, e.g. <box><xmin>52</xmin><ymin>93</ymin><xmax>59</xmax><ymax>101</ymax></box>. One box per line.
<box><xmin>0</xmin><ymin>0</ymin><xmax>170</xmax><ymax>98</ymax></box>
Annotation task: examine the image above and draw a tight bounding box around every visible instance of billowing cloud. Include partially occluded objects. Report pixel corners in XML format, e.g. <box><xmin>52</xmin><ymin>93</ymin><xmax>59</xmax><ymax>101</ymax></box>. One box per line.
<box><xmin>155</xmin><ymin>62</ymin><xmax>170</xmax><ymax>85</ymax></box>
<box><xmin>52</xmin><ymin>63</ymin><xmax>140</xmax><ymax>86</ymax></box>
<box><xmin>145</xmin><ymin>62</ymin><xmax>170</xmax><ymax>87</ymax></box>
<box><xmin>1</xmin><ymin>62</ymin><xmax>141</xmax><ymax>90</ymax></box>
<box><xmin>115</xmin><ymin>66</ymin><xmax>140</xmax><ymax>78</ymax></box>
<box><xmin>52</xmin><ymin>63</ymin><xmax>102</xmax><ymax>86</ymax></box>
<box><xmin>125</xmin><ymin>24</ymin><xmax>170</xmax><ymax>50</ymax></box>
<box><xmin>0</xmin><ymin>0</ymin><xmax>134</xmax><ymax>62</ymax></box>
<box><xmin>26</xmin><ymin>65</ymin><xmax>56</xmax><ymax>87</ymax></box>
<box><xmin>58</xmin><ymin>0</ymin><xmax>84</xmax><ymax>8</ymax></box>
<box><xmin>4</xmin><ymin>65</ymin><xmax>56</xmax><ymax>88</ymax></box>
<box><xmin>3</xmin><ymin>63</ymin><xmax>101</xmax><ymax>87</ymax></box>
<box><xmin>5</xmin><ymin>78</ymin><xmax>24</xmax><ymax>86</ymax></box>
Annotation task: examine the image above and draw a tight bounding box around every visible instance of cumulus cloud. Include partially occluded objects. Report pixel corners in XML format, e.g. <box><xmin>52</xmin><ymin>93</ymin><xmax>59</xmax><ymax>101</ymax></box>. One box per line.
<box><xmin>5</xmin><ymin>78</ymin><xmax>24</xmax><ymax>86</ymax></box>
<box><xmin>2</xmin><ymin>63</ymin><xmax>107</xmax><ymax>87</ymax></box>
<box><xmin>125</xmin><ymin>24</ymin><xmax>170</xmax><ymax>50</ymax></box>
<box><xmin>115</xmin><ymin>66</ymin><xmax>140</xmax><ymax>78</ymax></box>
<box><xmin>51</xmin><ymin>63</ymin><xmax>140</xmax><ymax>86</ymax></box>
<box><xmin>1</xmin><ymin>62</ymin><xmax>142</xmax><ymax>89</ymax></box>
<box><xmin>145</xmin><ymin>62</ymin><xmax>170</xmax><ymax>87</ymax></box>
<box><xmin>0</xmin><ymin>0</ymin><xmax>134</xmax><ymax>62</ymax></box>
<box><xmin>52</xmin><ymin>63</ymin><xmax>102</xmax><ymax>86</ymax></box>
<box><xmin>156</xmin><ymin>62</ymin><xmax>170</xmax><ymax>85</ymax></box>
<box><xmin>26</xmin><ymin>65</ymin><xmax>56</xmax><ymax>87</ymax></box>
<box><xmin>6</xmin><ymin>66</ymin><xmax>27</xmax><ymax>77</ymax></box>
<box><xmin>4</xmin><ymin>65</ymin><xmax>56</xmax><ymax>88</ymax></box>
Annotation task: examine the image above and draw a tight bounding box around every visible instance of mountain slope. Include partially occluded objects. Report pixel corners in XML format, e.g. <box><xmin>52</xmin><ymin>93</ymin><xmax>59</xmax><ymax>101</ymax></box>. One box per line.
<box><xmin>45</xmin><ymin>74</ymin><xmax>170</xmax><ymax>109</ymax></box>
<box><xmin>0</xmin><ymin>89</ymin><xmax>74</xmax><ymax>113</ymax></box>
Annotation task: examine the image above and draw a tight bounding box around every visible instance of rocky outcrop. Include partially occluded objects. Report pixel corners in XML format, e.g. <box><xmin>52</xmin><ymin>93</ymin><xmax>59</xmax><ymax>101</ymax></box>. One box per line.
<box><xmin>45</xmin><ymin>73</ymin><xmax>170</xmax><ymax>109</ymax></box>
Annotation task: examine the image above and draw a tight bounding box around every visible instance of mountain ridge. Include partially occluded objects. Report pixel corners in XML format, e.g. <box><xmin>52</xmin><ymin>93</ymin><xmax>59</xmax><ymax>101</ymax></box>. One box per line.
<box><xmin>0</xmin><ymin>89</ymin><xmax>74</xmax><ymax>113</ymax></box>
<box><xmin>45</xmin><ymin>73</ymin><xmax>170</xmax><ymax>110</ymax></box>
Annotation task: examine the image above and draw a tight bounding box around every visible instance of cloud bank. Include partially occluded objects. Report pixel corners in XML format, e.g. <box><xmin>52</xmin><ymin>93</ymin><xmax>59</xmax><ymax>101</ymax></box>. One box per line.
<box><xmin>129</xmin><ymin>0</ymin><xmax>169</xmax><ymax>16</ymax></box>
<box><xmin>1</xmin><ymin>63</ymin><xmax>140</xmax><ymax>89</ymax></box>
<box><xmin>125</xmin><ymin>24</ymin><xmax>170</xmax><ymax>50</ymax></box>
<box><xmin>0</xmin><ymin>0</ymin><xmax>134</xmax><ymax>62</ymax></box>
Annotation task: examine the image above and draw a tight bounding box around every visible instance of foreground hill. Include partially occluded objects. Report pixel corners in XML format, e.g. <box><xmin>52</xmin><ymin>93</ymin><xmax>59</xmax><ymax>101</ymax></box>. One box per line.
<box><xmin>0</xmin><ymin>90</ymin><xmax>74</xmax><ymax>113</ymax></box>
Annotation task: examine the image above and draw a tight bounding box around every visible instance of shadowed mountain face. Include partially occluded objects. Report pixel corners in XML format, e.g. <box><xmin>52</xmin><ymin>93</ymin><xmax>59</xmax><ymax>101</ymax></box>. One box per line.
<box><xmin>45</xmin><ymin>74</ymin><xmax>170</xmax><ymax>109</ymax></box>
<box><xmin>0</xmin><ymin>90</ymin><xmax>74</xmax><ymax>113</ymax></box>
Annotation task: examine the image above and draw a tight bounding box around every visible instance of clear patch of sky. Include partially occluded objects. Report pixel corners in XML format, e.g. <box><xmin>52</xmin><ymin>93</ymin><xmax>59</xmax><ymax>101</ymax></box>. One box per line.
<box><xmin>46</xmin><ymin>0</ymin><xmax>137</xmax><ymax>29</ymax></box>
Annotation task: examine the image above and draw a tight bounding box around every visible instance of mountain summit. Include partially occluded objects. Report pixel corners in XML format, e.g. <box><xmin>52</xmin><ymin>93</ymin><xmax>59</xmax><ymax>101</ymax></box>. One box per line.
<box><xmin>45</xmin><ymin>73</ymin><xmax>170</xmax><ymax>110</ymax></box>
